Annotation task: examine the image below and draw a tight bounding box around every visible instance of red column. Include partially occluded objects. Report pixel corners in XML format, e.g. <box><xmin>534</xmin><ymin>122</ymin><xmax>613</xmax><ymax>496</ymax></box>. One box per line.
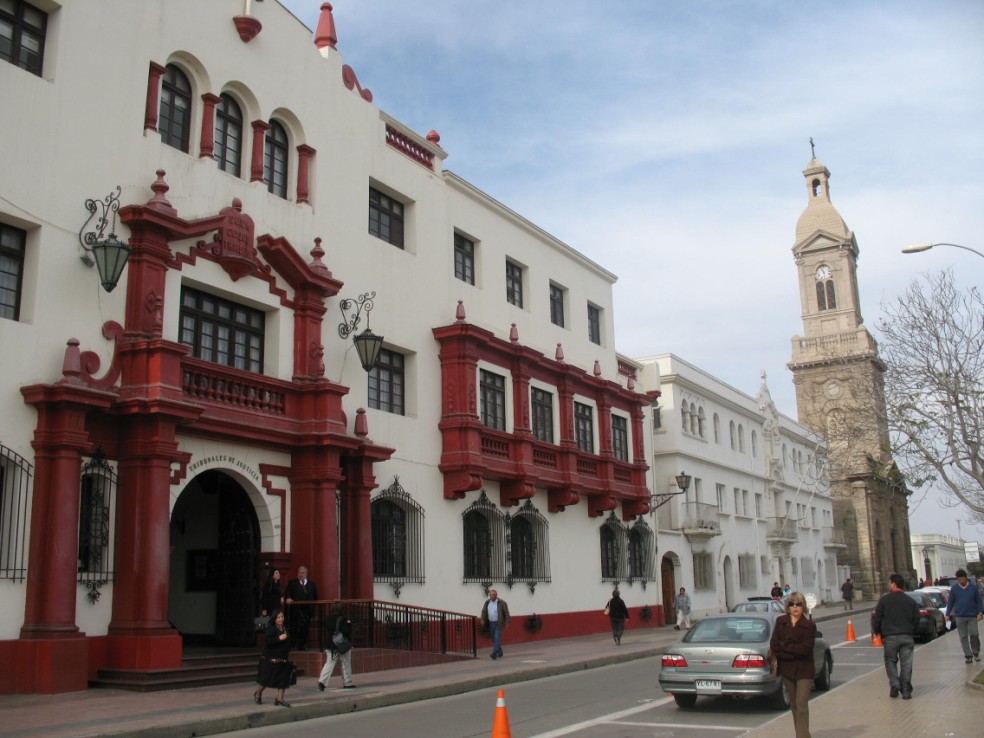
<box><xmin>249</xmin><ymin>120</ymin><xmax>270</xmax><ymax>183</ymax></box>
<box><xmin>296</xmin><ymin>144</ymin><xmax>315</xmax><ymax>204</ymax></box>
<box><xmin>199</xmin><ymin>93</ymin><xmax>222</xmax><ymax>159</ymax></box>
<box><xmin>144</xmin><ymin>62</ymin><xmax>166</xmax><ymax>132</ymax></box>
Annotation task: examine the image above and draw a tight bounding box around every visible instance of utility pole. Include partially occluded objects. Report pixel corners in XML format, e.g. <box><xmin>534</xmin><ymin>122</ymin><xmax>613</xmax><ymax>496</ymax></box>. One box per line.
<box><xmin>957</xmin><ymin>519</ymin><xmax>963</xmax><ymax>543</ymax></box>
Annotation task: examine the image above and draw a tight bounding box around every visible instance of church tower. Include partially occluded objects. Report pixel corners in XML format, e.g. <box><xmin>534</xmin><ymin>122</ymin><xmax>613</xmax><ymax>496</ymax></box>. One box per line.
<box><xmin>788</xmin><ymin>153</ymin><xmax>913</xmax><ymax>597</ymax></box>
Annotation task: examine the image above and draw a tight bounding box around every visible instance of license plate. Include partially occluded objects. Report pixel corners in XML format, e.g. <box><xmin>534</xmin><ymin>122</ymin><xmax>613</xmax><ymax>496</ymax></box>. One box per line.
<box><xmin>695</xmin><ymin>680</ymin><xmax>721</xmax><ymax>693</ymax></box>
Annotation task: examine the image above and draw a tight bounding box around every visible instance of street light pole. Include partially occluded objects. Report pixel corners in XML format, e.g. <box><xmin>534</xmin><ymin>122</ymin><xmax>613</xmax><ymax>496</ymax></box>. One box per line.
<box><xmin>902</xmin><ymin>242</ymin><xmax>984</xmax><ymax>260</ymax></box>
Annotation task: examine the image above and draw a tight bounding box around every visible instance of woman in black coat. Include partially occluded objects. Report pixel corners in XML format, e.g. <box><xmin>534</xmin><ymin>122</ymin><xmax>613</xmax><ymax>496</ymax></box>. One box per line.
<box><xmin>769</xmin><ymin>592</ymin><xmax>816</xmax><ymax>738</ymax></box>
<box><xmin>254</xmin><ymin>609</ymin><xmax>292</xmax><ymax>707</ymax></box>
<box><xmin>606</xmin><ymin>589</ymin><xmax>630</xmax><ymax>645</ymax></box>
<box><xmin>259</xmin><ymin>569</ymin><xmax>283</xmax><ymax>617</ymax></box>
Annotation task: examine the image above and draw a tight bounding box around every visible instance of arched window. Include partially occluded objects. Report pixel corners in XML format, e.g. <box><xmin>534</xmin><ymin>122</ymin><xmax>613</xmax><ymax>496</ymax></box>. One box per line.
<box><xmin>462</xmin><ymin>510</ymin><xmax>491</xmax><ymax>580</ymax></box>
<box><xmin>508</xmin><ymin>501</ymin><xmax>550</xmax><ymax>584</ymax></box>
<box><xmin>264</xmin><ymin>119</ymin><xmax>289</xmax><ymax>198</ymax></box>
<box><xmin>812</xmin><ymin>178</ymin><xmax>822</xmax><ymax>197</ymax></box>
<box><xmin>713</xmin><ymin>414</ymin><xmax>720</xmax><ymax>443</ymax></box>
<box><xmin>159</xmin><ymin>64</ymin><xmax>191</xmax><ymax>152</ymax></box>
<box><xmin>214</xmin><ymin>93</ymin><xmax>243</xmax><ymax>176</ymax></box>
<box><xmin>600</xmin><ymin>517</ymin><xmax>623</xmax><ymax>581</ymax></box>
<box><xmin>510</xmin><ymin>516</ymin><xmax>534</xmax><ymax>579</ymax></box>
<box><xmin>751</xmin><ymin>430</ymin><xmax>758</xmax><ymax>457</ymax></box>
<box><xmin>689</xmin><ymin>402</ymin><xmax>698</xmax><ymax>435</ymax></box>
<box><xmin>371</xmin><ymin>478</ymin><xmax>426</xmax><ymax>593</ymax></box>
<box><xmin>826</xmin><ymin>280</ymin><xmax>836</xmax><ymax>309</ymax></box>
<box><xmin>627</xmin><ymin>519</ymin><xmax>655</xmax><ymax>582</ymax></box>
<box><xmin>782</xmin><ymin>443</ymin><xmax>788</xmax><ymax>467</ymax></box>
<box><xmin>729</xmin><ymin>421</ymin><xmax>736</xmax><ymax>450</ymax></box>
<box><xmin>681</xmin><ymin>405</ymin><xmax>689</xmax><ymax>432</ymax></box>
<box><xmin>77</xmin><ymin>456</ymin><xmax>116</xmax><ymax>582</ymax></box>
<box><xmin>697</xmin><ymin>408</ymin><xmax>706</xmax><ymax>439</ymax></box>
<box><xmin>738</xmin><ymin>424</ymin><xmax>745</xmax><ymax>453</ymax></box>
<box><xmin>0</xmin><ymin>444</ymin><xmax>33</xmax><ymax>581</ymax></box>
<box><xmin>817</xmin><ymin>279</ymin><xmax>836</xmax><ymax>311</ymax></box>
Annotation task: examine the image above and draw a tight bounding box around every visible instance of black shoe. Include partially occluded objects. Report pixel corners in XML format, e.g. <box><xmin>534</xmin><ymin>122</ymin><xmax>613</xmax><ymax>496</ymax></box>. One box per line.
<box><xmin>490</xmin><ymin>653</ymin><xmax>497</xmax><ymax>660</ymax></box>
<box><xmin>890</xmin><ymin>686</ymin><xmax>899</xmax><ymax>698</ymax></box>
<box><xmin>965</xmin><ymin>656</ymin><xmax>973</xmax><ymax>664</ymax></box>
<box><xmin>674</xmin><ymin>625</ymin><xmax>680</xmax><ymax>630</ymax></box>
<box><xmin>274</xmin><ymin>699</ymin><xmax>291</xmax><ymax>708</ymax></box>
<box><xmin>343</xmin><ymin>684</ymin><xmax>357</xmax><ymax>689</ymax></box>
<box><xmin>975</xmin><ymin>654</ymin><xmax>981</xmax><ymax>662</ymax></box>
<box><xmin>902</xmin><ymin>693</ymin><xmax>912</xmax><ymax>700</ymax></box>
<box><xmin>318</xmin><ymin>681</ymin><xmax>325</xmax><ymax>692</ymax></box>
<box><xmin>253</xmin><ymin>690</ymin><xmax>262</xmax><ymax>704</ymax></box>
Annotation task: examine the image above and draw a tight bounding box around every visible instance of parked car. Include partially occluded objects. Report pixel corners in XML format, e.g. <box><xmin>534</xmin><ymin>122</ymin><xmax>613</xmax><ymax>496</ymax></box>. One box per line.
<box><xmin>913</xmin><ymin>588</ymin><xmax>949</xmax><ymax>610</ymax></box>
<box><xmin>659</xmin><ymin>612</ymin><xmax>833</xmax><ymax>710</ymax></box>
<box><xmin>870</xmin><ymin>592</ymin><xmax>946</xmax><ymax>642</ymax></box>
<box><xmin>731</xmin><ymin>599</ymin><xmax>785</xmax><ymax>614</ymax></box>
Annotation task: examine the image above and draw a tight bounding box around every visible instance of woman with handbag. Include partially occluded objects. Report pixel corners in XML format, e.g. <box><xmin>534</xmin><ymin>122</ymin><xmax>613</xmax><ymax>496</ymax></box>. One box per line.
<box><xmin>318</xmin><ymin>603</ymin><xmax>356</xmax><ymax>690</ymax></box>
<box><xmin>605</xmin><ymin>589</ymin><xmax>629</xmax><ymax>645</ymax></box>
<box><xmin>769</xmin><ymin>592</ymin><xmax>816</xmax><ymax>738</ymax></box>
<box><xmin>254</xmin><ymin>608</ymin><xmax>292</xmax><ymax>707</ymax></box>
<box><xmin>259</xmin><ymin>569</ymin><xmax>284</xmax><ymax>618</ymax></box>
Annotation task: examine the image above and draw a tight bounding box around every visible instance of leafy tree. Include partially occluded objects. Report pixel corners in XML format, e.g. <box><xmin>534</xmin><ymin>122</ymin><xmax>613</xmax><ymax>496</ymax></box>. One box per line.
<box><xmin>877</xmin><ymin>271</ymin><xmax>984</xmax><ymax>524</ymax></box>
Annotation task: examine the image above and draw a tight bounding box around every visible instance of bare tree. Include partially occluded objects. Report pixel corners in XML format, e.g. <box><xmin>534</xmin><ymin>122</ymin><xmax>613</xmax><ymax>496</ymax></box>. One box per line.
<box><xmin>877</xmin><ymin>271</ymin><xmax>984</xmax><ymax>523</ymax></box>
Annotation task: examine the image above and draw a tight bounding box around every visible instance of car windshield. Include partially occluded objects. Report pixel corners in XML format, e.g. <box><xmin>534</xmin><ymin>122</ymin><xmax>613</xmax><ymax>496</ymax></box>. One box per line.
<box><xmin>734</xmin><ymin>602</ymin><xmax>771</xmax><ymax>612</ymax></box>
<box><xmin>906</xmin><ymin>593</ymin><xmax>928</xmax><ymax>606</ymax></box>
<box><xmin>684</xmin><ymin>617</ymin><xmax>770</xmax><ymax>644</ymax></box>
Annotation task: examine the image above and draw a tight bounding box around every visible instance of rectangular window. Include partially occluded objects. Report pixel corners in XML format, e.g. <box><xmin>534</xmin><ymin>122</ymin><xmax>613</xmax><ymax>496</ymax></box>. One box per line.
<box><xmin>611</xmin><ymin>415</ymin><xmax>628</xmax><ymax>462</ymax></box>
<box><xmin>738</xmin><ymin>554</ymin><xmax>756</xmax><ymax>588</ymax></box>
<box><xmin>716</xmin><ymin>483</ymin><xmax>725</xmax><ymax>511</ymax></box>
<box><xmin>694</xmin><ymin>552</ymin><xmax>713</xmax><ymax>590</ymax></box>
<box><xmin>179</xmin><ymin>287</ymin><xmax>264</xmax><ymax>373</ymax></box>
<box><xmin>531</xmin><ymin>387</ymin><xmax>554</xmax><ymax>443</ymax></box>
<box><xmin>742</xmin><ymin>489</ymin><xmax>749</xmax><ymax>516</ymax></box>
<box><xmin>505</xmin><ymin>260</ymin><xmax>523</xmax><ymax>307</ymax></box>
<box><xmin>369</xmin><ymin>186</ymin><xmax>404</xmax><ymax>248</ymax></box>
<box><xmin>479</xmin><ymin>369</ymin><xmax>506</xmax><ymax>431</ymax></box>
<box><xmin>0</xmin><ymin>223</ymin><xmax>26</xmax><ymax>321</ymax></box>
<box><xmin>0</xmin><ymin>0</ymin><xmax>46</xmax><ymax>76</ymax></box>
<box><xmin>453</xmin><ymin>233</ymin><xmax>475</xmax><ymax>285</ymax></box>
<box><xmin>574</xmin><ymin>402</ymin><xmax>593</xmax><ymax>453</ymax></box>
<box><xmin>652</xmin><ymin>404</ymin><xmax>662</xmax><ymax>430</ymax></box>
<box><xmin>755</xmin><ymin>493</ymin><xmax>763</xmax><ymax>519</ymax></box>
<box><xmin>549</xmin><ymin>283</ymin><xmax>565</xmax><ymax>327</ymax></box>
<box><xmin>368</xmin><ymin>348</ymin><xmax>405</xmax><ymax>415</ymax></box>
<box><xmin>734</xmin><ymin>488</ymin><xmax>741</xmax><ymax>516</ymax></box>
<box><xmin>587</xmin><ymin>304</ymin><xmax>601</xmax><ymax>344</ymax></box>
<box><xmin>693</xmin><ymin>478</ymin><xmax>703</xmax><ymax>504</ymax></box>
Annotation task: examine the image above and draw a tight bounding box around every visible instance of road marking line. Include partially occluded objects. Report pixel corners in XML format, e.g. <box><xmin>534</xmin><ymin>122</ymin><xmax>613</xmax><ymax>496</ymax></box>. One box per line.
<box><xmin>613</xmin><ymin>720</ymin><xmax>746</xmax><ymax>731</ymax></box>
<box><xmin>526</xmin><ymin>697</ymin><xmax>673</xmax><ymax>737</ymax></box>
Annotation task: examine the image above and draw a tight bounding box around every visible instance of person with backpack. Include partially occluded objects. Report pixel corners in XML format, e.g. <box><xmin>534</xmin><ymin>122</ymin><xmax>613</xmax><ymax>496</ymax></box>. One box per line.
<box><xmin>318</xmin><ymin>603</ymin><xmax>356</xmax><ymax>690</ymax></box>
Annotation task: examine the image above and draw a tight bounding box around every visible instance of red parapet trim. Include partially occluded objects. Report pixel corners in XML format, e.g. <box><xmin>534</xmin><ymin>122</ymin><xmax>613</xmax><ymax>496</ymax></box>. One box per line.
<box><xmin>182</xmin><ymin>360</ymin><xmax>288</xmax><ymax>416</ymax></box>
<box><xmin>341</xmin><ymin>64</ymin><xmax>373</xmax><ymax>102</ymax></box>
<box><xmin>260</xmin><ymin>464</ymin><xmax>291</xmax><ymax>553</ymax></box>
<box><xmin>385</xmin><ymin>125</ymin><xmax>434</xmax><ymax>170</ymax></box>
<box><xmin>170</xmin><ymin>240</ymin><xmax>293</xmax><ymax>309</ymax></box>
<box><xmin>233</xmin><ymin>15</ymin><xmax>262</xmax><ymax>43</ymax></box>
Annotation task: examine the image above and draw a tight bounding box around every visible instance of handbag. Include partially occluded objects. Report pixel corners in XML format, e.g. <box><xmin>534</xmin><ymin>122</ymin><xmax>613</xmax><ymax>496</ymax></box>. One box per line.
<box><xmin>604</xmin><ymin>605</ymin><xmax>611</xmax><ymax>616</ymax></box>
<box><xmin>288</xmin><ymin>661</ymin><xmax>298</xmax><ymax>685</ymax></box>
<box><xmin>767</xmin><ymin>648</ymin><xmax>779</xmax><ymax>677</ymax></box>
<box><xmin>332</xmin><ymin>629</ymin><xmax>352</xmax><ymax>654</ymax></box>
<box><xmin>254</xmin><ymin>615</ymin><xmax>270</xmax><ymax>632</ymax></box>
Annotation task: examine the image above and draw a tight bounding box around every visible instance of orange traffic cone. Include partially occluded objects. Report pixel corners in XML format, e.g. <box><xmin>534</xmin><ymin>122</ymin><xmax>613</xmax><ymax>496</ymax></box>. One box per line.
<box><xmin>845</xmin><ymin>618</ymin><xmax>856</xmax><ymax>642</ymax></box>
<box><xmin>491</xmin><ymin>689</ymin><xmax>512</xmax><ymax>738</ymax></box>
<box><xmin>872</xmin><ymin>631</ymin><xmax>884</xmax><ymax>647</ymax></box>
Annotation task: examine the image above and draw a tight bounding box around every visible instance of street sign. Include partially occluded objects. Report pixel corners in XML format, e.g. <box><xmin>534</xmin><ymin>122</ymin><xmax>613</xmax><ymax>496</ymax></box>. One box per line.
<box><xmin>805</xmin><ymin>593</ymin><xmax>817</xmax><ymax>611</ymax></box>
<box><xmin>965</xmin><ymin>542</ymin><xmax>980</xmax><ymax>564</ymax></box>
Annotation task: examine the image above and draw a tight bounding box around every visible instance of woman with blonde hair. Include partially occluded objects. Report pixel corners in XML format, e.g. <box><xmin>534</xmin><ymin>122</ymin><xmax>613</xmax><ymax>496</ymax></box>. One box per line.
<box><xmin>769</xmin><ymin>591</ymin><xmax>816</xmax><ymax>738</ymax></box>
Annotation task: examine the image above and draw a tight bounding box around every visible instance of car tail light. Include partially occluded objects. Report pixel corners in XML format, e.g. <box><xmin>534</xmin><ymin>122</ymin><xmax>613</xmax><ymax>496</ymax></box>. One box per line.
<box><xmin>919</xmin><ymin>609</ymin><xmax>929</xmax><ymax>616</ymax></box>
<box><xmin>733</xmin><ymin>653</ymin><xmax>767</xmax><ymax>668</ymax></box>
<box><xmin>662</xmin><ymin>654</ymin><xmax>688</xmax><ymax>667</ymax></box>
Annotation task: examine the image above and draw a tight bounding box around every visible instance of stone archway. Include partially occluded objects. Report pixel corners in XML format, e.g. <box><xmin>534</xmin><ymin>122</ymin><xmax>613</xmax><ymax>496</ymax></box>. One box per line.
<box><xmin>168</xmin><ymin>470</ymin><xmax>259</xmax><ymax>647</ymax></box>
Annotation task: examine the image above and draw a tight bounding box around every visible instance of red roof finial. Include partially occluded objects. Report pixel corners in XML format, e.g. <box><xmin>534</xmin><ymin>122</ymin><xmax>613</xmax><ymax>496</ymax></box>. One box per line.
<box><xmin>426</xmin><ymin>130</ymin><xmax>441</xmax><ymax>146</ymax></box>
<box><xmin>315</xmin><ymin>3</ymin><xmax>337</xmax><ymax>50</ymax></box>
<box><xmin>555</xmin><ymin>343</ymin><xmax>564</xmax><ymax>362</ymax></box>
<box><xmin>455</xmin><ymin>300</ymin><xmax>466</xmax><ymax>324</ymax></box>
<box><xmin>593</xmin><ymin>360</ymin><xmax>602</xmax><ymax>377</ymax></box>
<box><xmin>309</xmin><ymin>237</ymin><xmax>329</xmax><ymax>275</ymax></box>
<box><xmin>147</xmin><ymin>169</ymin><xmax>176</xmax><ymax>214</ymax></box>
<box><xmin>354</xmin><ymin>408</ymin><xmax>368</xmax><ymax>437</ymax></box>
<box><xmin>509</xmin><ymin>324</ymin><xmax>518</xmax><ymax>343</ymax></box>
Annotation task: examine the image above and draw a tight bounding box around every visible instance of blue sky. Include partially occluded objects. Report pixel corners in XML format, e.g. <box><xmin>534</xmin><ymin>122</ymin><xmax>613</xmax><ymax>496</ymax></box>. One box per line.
<box><xmin>281</xmin><ymin>1</ymin><xmax>984</xmax><ymax>540</ymax></box>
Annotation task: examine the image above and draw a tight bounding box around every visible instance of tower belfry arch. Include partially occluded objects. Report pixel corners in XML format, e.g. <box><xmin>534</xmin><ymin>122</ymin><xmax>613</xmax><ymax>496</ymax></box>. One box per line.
<box><xmin>787</xmin><ymin>154</ymin><xmax>913</xmax><ymax>596</ymax></box>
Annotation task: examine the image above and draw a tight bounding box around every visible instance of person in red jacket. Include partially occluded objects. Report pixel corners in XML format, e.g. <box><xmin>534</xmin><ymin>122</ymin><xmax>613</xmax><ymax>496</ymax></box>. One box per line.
<box><xmin>770</xmin><ymin>592</ymin><xmax>816</xmax><ymax>738</ymax></box>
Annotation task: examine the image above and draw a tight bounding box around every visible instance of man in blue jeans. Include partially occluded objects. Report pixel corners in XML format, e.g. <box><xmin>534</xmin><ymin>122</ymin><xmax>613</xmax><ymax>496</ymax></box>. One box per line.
<box><xmin>872</xmin><ymin>573</ymin><xmax>921</xmax><ymax>700</ymax></box>
<box><xmin>481</xmin><ymin>589</ymin><xmax>511</xmax><ymax>659</ymax></box>
<box><xmin>945</xmin><ymin>569</ymin><xmax>984</xmax><ymax>664</ymax></box>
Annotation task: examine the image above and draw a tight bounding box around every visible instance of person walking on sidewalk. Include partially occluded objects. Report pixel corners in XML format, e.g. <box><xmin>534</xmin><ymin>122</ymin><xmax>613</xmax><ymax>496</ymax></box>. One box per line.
<box><xmin>674</xmin><ymin>587</ymin><xmax>691</xmax><ymax>630</ymax></box>
<box><xmin>840</xmin><ymin>577</ymin><xmax>854</xmax><ymax>610</ymax></box>
<box><xmin>770</xmin><ymin>592</ymin><xmax>816</xmax><ymax>738</ymax></box>
<box><xmin>944</xmin><ymin>568</ymin><xmax>983</xmax><ymax>663</ymax></box>
<box><xmin>481</xmin><ymin>589</ymin><xmax>510</xmax><ymax>659</ymax></box>
<box><xmin>872</xmin><ymin>573</ymin><xmax>920</xmax><ymax>700</ymax></box>
<box><xmin>318</xmin><ymin>603</ymin><xmax>356</xmax><ymax>690</ymax></box>
<box><xmin>606</xmin><ymin>589</ymin><xmax>629</xmax><ymax>645</ymax></box>
<box><xmin>254</xmin><ymin>609</ymin><xmax>292</xmax><ymax>707</ymax></box>
<box><xmin>771</xmin><ymin>582</ymin><xmax>783</xmax><ymax>599</ymax></box>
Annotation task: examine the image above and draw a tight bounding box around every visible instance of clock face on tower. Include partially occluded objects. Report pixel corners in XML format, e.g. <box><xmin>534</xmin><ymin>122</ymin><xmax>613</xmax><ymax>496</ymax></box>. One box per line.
<box><xmin>815</xmin><ymin>264</ymin><xmax>832</xmax><ymax>281</ymax></box>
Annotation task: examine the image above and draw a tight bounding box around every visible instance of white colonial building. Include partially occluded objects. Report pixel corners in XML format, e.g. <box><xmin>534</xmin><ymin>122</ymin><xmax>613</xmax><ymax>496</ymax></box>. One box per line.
<box><xmin>636</xmin><ymin>355</ymin><xmax>841</xmax><ymax>619</ymax></box>
<box><xmin>910</xmin><ymin>533</ymin><xmax>971</xmax><ymax>585</ymax></box>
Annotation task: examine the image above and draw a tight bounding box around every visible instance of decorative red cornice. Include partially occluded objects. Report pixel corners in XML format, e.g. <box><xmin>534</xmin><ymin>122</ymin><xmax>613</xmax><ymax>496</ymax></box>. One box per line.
<box><xmin>233</xmin><ymin>15</ymin><xmax>262</xmax><ymax>43</ymax></box>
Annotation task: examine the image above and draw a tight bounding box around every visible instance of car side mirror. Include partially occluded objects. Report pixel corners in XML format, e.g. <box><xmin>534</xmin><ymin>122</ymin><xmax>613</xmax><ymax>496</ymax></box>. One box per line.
<box><xmin>815</xmin><ymin>630</ymin><xmax>823</xmax><ymax>639</ymax></box>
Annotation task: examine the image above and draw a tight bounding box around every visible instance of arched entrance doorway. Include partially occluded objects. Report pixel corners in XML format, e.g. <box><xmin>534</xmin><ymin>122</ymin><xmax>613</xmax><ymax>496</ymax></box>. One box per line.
<box><xmin>661</xmin><ymin>554</ymin><xmax>676</xmax><ymax>624</ymax></box>
<box><xmin>722</xmin><ymin>555</ymin><xmax>735</xmax><ymax>611</ymax></box>
<box><xmin>169</xmin><ymin>470</ymin><xmax>259</xmax><ymax>647</ymax></box>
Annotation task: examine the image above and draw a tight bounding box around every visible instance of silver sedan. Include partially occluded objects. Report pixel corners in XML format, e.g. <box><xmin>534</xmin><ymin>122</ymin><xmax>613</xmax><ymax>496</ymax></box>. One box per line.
<box><xmin>658</xmin><ymin>612</ymin><xmax>833</xmax><ymax>709</ymax></box>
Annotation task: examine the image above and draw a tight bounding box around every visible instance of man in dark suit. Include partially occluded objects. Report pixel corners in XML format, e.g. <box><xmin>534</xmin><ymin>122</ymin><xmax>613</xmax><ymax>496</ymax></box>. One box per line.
<box><xmin>284</xmin><ymin>565</ymin><xmax>318</xmax><ymax>650</ymax></box>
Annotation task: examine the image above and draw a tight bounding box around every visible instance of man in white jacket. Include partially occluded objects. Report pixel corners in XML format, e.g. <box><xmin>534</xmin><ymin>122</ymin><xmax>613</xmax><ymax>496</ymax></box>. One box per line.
<box><xmin>674</xmin><ymin>587</ymin><xmax>692</xmax><ymax>630</ymax></box>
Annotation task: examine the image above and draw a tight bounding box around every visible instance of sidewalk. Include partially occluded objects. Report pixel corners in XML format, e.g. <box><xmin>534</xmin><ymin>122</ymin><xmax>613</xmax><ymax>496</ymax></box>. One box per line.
<box><xmin>0</xmin><ymin>601</ymin><xmax>978</xmax><ymax>738</ymax></box>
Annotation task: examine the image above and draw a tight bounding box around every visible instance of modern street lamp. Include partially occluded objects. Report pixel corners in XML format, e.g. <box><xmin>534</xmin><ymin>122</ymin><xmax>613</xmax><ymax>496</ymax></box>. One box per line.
<box><xmin>902</xmin><ymin>242</ymin><xmax>984</xmax><ymax>260</ymax></box>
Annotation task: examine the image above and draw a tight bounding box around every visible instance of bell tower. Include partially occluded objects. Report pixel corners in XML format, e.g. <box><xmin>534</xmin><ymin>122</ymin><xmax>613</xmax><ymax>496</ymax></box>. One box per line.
<box><xmin>787</xmin><ymin>151</ymin><xmax>913</xmax><ymax>598</ymax></box>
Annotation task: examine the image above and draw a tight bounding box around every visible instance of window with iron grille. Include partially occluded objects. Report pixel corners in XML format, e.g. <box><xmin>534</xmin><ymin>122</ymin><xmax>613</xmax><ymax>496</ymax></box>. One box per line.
<box><xmin>214</xmin><ymin>93</ymin><xmax>243</xmax><ymax>176</ymax></box>
<box><xmin>0</xmin><ymin>0</ymin><xmax>46</xmax><ymax>76</ymax></box>
<box><xmin>600</xmin><ymin>513</ymin><xmax>627</xmax><ymax>581</ymax></box>
<box><xmin>611</xmin><ymin>415</ymin><xmax>628</xmax><ymax>462</ymax></box>
<box><xmin>693</xmin><ymin>551</ymin><xmax>714</xmax><ymax>590</ymax></box>
<box><xmin>369</xmin><ymin>187</ymin><xmax>404</xmax><ymax>248</ymax></box>
<box><xmin>369</xmin><ymin>348</ymin><xmax>405</xmax><ymax>415</ymax></box>
<box><xmin>531</xmin><ymin>387</ymin><xmax>554</xmax><ymax>443</ymax></box>
<box><xmin>454</xmin><ymin>233</ymin><xmax>474</xmax><ymax>285</ymax></box>
<box><xmin>1</xmin><ymin>223</ymin><xmax>26</xmax><ymax>321</ymax></box>
<box><xmin>0</xmin><ymin>443</ymin><xmax>31</xmax><ymax>582</ymax></box>
<box><xmin>371</xmin><ymin>477</ymin><xmax>425</xmax><ymax>590</ymax></box>
<box><xmin>264</xmin><ymin>120</ymin><xmax>289</xmax><ymax>198</ymax></box>
<box><xmin>479</xmin><ymin>369</ymin><xmax>506</xmax><ymax>431</ymax></box>
<box><xmin>628</xmin><ymin>519</ymin><xmax>656</xmax><ymax>582</ymax></box>
<box><xmin>505</xmin><ymin>260</ymin><xmax>523</xmax><ymax>307</ymax></box>
<box><xmin>462</xmin><ymin>492</ymin><xmax>505</xmax><ymax>582</ymax></box>
<box><xmin>78</xmin><ymin>456</ymin><xmax>116</xmax><ymax>583</ymax></box>
<box><xmin>159</xmin><ymin>64</ymin><xmax>191</xmax><ymax>152</ymax></box>
<box><xmin>180</xmin><ymin>287</ymin><xmax>264</xmax><ymax>373</ymax></box>
<box><xmin>574</xmin><ymin>402</ymin><xmax>593</xmax><ymax>453</ymax></box>
<box><xmin>587</xmin><ymin>304</ymin><xmax>601</xmax><ymax>344</ymax></box>
<box><xmin>508</xmin><ymin>501</ymin><xmax>550</xmax><ymax>584</ymax></box>
<box><xmin>549</xmin><ymin>283</ymin><xmax>565</xmax><ymax>327</ymax></box>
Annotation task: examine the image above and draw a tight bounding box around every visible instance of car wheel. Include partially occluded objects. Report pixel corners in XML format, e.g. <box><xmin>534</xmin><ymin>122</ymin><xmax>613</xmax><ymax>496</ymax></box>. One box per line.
<box><xmin>770</xmin><ymin>679</ymin><xmax>791</xmax><ymax>710</ymax></box>
<box><xmin>923</xmin><ymin>625</ymin><xmax>935</xmax><ymax>643</ymax></box>
<box><xmin>673</xmin><ymin>694</ymin><xmax>697</xmax><ymax>708</ymax></box>
<box><xmin>814</xmin><ymin>656</ymin><xmax>832</xmax><ymax>691</ymax></box>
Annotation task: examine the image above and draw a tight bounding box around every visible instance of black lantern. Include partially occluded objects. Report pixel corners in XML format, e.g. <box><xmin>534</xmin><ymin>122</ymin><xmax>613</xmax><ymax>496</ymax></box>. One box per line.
<box><xmin>339</xmin><ymin>291</ymin><xmax>383</xmax><ymax>372</ymax></box>
<box><xmin>675</xmin><ymin>471</ymin><xmax>692</xmax><ymax>494</ymax></box>
<box><xmin>353</xmin><ymin>327</ymin><xmax>384</xmax><ymax>373</ymax></box>
<box><xmin>79</xmin><ymin>187</ymin><xmax>131</xmax><ymax>292</ymax></box>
